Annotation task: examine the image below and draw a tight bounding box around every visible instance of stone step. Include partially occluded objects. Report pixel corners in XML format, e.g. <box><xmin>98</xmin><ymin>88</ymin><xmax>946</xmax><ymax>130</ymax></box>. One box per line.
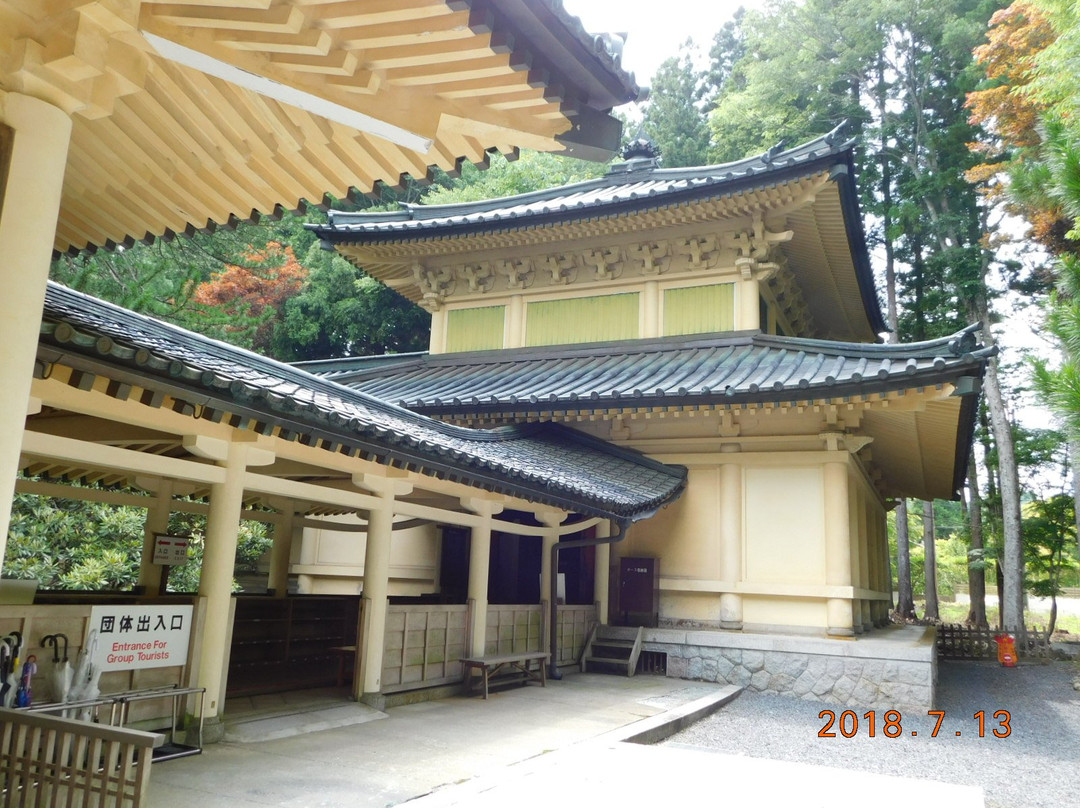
<box><xmin>585</xmin><ymin>655</ymin><xmax>632</xmax><ymax>667</ymax></box>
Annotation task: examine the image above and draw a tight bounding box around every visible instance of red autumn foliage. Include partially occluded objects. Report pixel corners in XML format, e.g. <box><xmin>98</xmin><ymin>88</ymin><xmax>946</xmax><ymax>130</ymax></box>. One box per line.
<box><xmin>193</xmin><ymin>242</ymin><xmax>308</xmax><ymax>351</ymax></box>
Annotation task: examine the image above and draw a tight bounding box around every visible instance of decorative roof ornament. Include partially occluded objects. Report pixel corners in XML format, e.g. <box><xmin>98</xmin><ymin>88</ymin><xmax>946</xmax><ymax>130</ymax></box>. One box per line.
<box><xmin>621</xmin><ymin>135</ymin><xmax>661</xmax><ymax>161</ymax></box>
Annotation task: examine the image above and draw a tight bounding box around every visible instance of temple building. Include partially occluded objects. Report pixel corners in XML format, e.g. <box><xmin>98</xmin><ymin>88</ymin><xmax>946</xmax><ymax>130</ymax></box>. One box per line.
<box><xmin>307</xmin><ymin>129</ymin><xmax>994</xmax><ymax>707</ymax></box>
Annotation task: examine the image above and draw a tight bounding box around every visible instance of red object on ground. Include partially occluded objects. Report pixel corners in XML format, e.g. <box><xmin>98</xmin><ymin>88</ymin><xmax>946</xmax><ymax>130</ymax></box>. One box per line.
<box><xmin>994</xmin><ymin>633</ymin><xmax>1017</xmax><ymax>667</ymax></box>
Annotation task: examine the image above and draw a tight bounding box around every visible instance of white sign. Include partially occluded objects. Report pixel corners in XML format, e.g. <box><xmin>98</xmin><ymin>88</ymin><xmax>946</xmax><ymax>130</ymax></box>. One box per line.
<box><xmin>152</xmin><ymin>534</ymin><xmax>190</xmax><ymax>566</ymax></box>
<box><xmin>88</xmin><ymin>605</ymin><xmax>193</xmax><ymax>671</ymax></box>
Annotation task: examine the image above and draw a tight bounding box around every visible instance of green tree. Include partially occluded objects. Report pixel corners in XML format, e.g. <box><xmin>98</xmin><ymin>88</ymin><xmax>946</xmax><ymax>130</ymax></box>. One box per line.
<box><xmin>421</xmin><ymin>150</ymin><xmax>608</xmax><ymax>205</ymax></box>
<box><xmin>641</xmin><ymin>42</ymin><xmax>710</xmax><ymax>167</ymax></box>
<box><xmin>706</xmin><ymin>0</ymin><xmax>878</xmax><ymax>163</ymax></box>
<box><xmin>1022</xmin><ymin>493</ymin><xmax>1077</xmax><ymax>635</ymax></box>
<box><xmin>274</xmin><ymin>243</ymin><xmax>430</xmax><ymax>361</ymax></box>
<box><xmin>4</xmin><ymin>481</ymin><xmax>270</xmax><ymax>593</ymax></box>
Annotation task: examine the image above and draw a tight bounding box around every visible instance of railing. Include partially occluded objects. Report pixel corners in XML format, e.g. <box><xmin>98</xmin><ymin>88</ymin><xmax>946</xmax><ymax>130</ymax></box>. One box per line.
<box><xmin>936</xmin><ymin>623</ymin><xmax>1053</xmax><ymax>660</ymax></box>
<box><xmin>0</xmin><ymin>708</ymin><xmax>156</xmax><ymax>807</ymax></box>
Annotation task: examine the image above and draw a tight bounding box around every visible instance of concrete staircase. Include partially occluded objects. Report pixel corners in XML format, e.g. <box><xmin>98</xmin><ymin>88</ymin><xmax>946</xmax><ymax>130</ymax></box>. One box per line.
<box><xmin>581</xmin><ymin>625</ymin><xmax>644</xmax><ymax>676</ymax></box>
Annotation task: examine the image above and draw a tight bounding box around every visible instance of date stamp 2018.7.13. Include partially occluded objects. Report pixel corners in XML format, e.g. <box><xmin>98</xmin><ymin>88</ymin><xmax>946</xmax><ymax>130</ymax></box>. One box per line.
<box><xmin>818</xmin><ymin>709</ymin><xmax>1012</xmax><ymax>738</ymax></box>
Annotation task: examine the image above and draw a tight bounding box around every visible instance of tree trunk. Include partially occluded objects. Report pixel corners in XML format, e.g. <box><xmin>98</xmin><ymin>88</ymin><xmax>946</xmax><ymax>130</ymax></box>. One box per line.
<box><xmin>976</xmin><ymin>308</ymin><xmax>1025</xmax><ymax>631</ymax></box>
<box><xmin>1072</xmin><ymin>440</ymin><xmax>1080</xmax><ymax>562</ymax></box>
<box><xmin>923</xmin><ymin>500</ymin><xmax>939</xmax><ymax>621</ymax></box>
<box><xmin>995</xmin><ymin>560</ymin><xmax>1005</xmax><ymax>631</ymax></box>
<box><xmin>966</xmin><ymin>447</ymin><xmax>988</xmax><ymax>627</ymax></box>
<box><xmin>895</xmin><ymin>499</ymin><xmax>916</xmax><ymax>618</ymax></box>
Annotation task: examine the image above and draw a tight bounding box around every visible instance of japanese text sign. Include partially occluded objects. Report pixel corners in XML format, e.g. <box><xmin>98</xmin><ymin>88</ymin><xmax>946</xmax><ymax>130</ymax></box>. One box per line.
<box><xmin>88</xmin><ymin>605</ymin><xmax>193</xmax><ymax>671</ymax></box>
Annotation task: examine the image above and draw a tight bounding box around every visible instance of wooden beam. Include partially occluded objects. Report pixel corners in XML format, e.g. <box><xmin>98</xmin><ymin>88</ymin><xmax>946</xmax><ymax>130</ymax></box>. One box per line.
<box><xmin>21</xmin><ymin>430</ymin><xmax>226</xmax><ymax>485</ymax></box>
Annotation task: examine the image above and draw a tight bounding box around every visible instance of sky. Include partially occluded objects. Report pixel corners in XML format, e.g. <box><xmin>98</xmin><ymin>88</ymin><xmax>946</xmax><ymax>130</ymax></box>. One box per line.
<box><xmin>561</xmin><ymin>0</ymin><xmax>744</xmax><ymax>90</ymax></box>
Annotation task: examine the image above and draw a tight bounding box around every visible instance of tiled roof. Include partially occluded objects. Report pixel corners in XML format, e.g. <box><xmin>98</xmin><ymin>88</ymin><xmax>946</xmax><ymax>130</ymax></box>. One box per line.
<box><xmin>312</xmin><ymin>129</ymin><xmax>852</xmax><ymax>241</ymax></box>
<box><xmin>37</xmin><ymin>283</ymin><xmax>686</xmax><ymax>521</ymax></box>
<box><xmin>309</xmin><ymin>125</ymin><xmax>886</xmax><ymax>335</ymax></box>
<box><xmin>302</xmin><ymin>328</ymin><xmax>994</xmax><ymax>415</ymax></box>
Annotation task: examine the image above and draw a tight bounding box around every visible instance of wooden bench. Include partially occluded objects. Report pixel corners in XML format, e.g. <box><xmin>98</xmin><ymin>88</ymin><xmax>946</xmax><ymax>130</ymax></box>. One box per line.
<box><xmin>460</xmin><ymin>651</ymin><xmax>550</xmax><ymax>699</ymax></box>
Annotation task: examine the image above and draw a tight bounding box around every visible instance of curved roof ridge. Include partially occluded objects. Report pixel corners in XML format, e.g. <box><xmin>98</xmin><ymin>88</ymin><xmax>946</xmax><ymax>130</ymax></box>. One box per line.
<box><xmin>318</xmin><ymin>126</ymin><xmax>853</xmax><ymax>229</ymax></box>
<box><xmin>752</xmin><ymin>323</ymin><xmax>990</xmax><ymax>359</ymax></box>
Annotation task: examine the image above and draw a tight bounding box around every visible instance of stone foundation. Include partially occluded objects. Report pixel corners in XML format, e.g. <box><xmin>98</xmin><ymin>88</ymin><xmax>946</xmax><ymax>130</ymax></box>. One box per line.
<box><xmin>621</xmin><ymin>624</ymin><xmax>936</xmax><ymax>710</ymax></box>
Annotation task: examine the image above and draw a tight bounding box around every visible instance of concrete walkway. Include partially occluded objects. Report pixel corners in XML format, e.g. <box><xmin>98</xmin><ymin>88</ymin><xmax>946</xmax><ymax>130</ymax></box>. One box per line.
<box><xmin>147</xmin><ymin>673</ymin><xmax>984</xmax><ymax>807</ymax></box>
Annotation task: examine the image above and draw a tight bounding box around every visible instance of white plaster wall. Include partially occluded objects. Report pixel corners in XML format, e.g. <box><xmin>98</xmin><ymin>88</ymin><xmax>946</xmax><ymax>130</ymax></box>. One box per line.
<box><xmin>744</xmin><ymin>465</ymin><xmax>825</xmax><ymax>584</ymax></box>
<box><xmin>293</xmin><ymin>515</ymin><xmax>439</xmax><ymax>596</ymax></box>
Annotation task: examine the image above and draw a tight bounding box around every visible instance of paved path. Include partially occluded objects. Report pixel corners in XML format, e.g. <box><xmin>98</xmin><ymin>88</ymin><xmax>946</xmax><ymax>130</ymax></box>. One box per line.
<box><xmin>148</xmin><ymin>675</ymin><xmax>723</xmax><ymax>807</ymax></box>
<box><xmin>147</xmin><ymin>668</ymin><xmax>997</xmax><ymax>807</ymax></box>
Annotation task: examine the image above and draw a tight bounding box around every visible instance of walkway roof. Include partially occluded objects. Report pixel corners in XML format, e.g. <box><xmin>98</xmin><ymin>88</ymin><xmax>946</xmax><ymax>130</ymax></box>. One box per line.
<box><xmin>35</xmin><ymin>283</ymin><xmax>687</xmax><ymax>521</ymax></box>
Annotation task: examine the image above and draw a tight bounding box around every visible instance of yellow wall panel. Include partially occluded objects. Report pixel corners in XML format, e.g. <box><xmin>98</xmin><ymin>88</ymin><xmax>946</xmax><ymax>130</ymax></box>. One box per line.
<box><xmin>663</xmin><ymin>283</ymin><xmax>735</xmax><ymax>336</ymax></box>
<box><xmin>525</xmin><ymin>293</ymin><xmax>639</xmax><ymax>346</ymax></box>
<box><xmin>445</xmin><ymin>305</ymin><xmax>506</xmax><ymax>352</ymax></box>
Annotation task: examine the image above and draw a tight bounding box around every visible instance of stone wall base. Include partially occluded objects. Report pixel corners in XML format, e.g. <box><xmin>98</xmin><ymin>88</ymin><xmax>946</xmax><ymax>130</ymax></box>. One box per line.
<box><xmin>617</xmin><ymin>624</ymin><xmax>936</xmax><ymax>711</ymax></box>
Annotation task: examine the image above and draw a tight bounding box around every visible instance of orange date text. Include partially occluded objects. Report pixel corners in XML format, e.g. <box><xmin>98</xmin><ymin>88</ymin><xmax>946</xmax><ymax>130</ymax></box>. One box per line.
<box><xmin>817</xmin><ymin>709</ymin><xmax>1011</xmax><ymax>738</ymax></box>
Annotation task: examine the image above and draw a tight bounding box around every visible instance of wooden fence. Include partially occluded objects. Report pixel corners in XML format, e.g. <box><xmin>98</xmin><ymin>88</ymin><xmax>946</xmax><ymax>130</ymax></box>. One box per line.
<box><xmin>0</xmin><ymin>709</ymin><xmax>155</xmax><ymax>807</ymax></box>
<box><xmin>379</xmin><ymin>602</ymin><xmax>598</xmax><ymax>694</ymax></box>
<box><xmin>485</xmin><ymin>604</ymin><xmax>543</xmax><ymax>656</ymax></box>
<box><xmin>555</xmin><ymin>605</ymin><xmax>596</xmax><ymax>666</ymax></box>
<box><xmin>936</xmin><ymin>623</ymin><xmax>1053</xmax><ymax>660</ymax></box>
<box><xmin>381</xmin><ymin>604</ymin><xmax>468</xmax><ymax>693</ymax></box>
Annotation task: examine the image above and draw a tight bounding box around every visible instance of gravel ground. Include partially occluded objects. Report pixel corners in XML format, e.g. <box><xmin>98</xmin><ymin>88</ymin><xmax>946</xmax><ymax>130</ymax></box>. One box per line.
<box><xmin>664</xmin><ymin>659</ymin><xmax>1080</xmax><ymax>808</ymax></box>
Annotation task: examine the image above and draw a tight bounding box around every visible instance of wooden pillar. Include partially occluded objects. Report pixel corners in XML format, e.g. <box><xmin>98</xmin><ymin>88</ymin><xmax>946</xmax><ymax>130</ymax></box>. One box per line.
<box><xmin>463</xmin><ymin>498</ymin><xmax>503</xmax><ymax>657</ymax></box>
<box><xmin>355</xmin><ymin>474</ymin><xmax>412</xmax><ymax>703</ymax></box>
<box><xmin>849</xmin><ymin>486</ymin><xmax>865</xmax><ymax>635</ymax></box>
<box><xmin>868</xmin><ymin>504</ymin><xmax>884</xmax><ymax>626</ymax></box>
<box><xmin>824</xmin><ymin>459</ymin><xmax>854</xmax><ymax>637</ymax></box>
<box><xmin>0</xmin><ymin>94</ymin><xmax>72</xmax><ymax>569</ymax></box>
<box><xmin>537</xmin><ymin>509</ymin><xmax>567</xmax><ymax>639</ymax></box>
<box><xmin>875</xmin><ymin>504</ymin><xmax>891</xmax><ymax>626</ymax></box>
<box><xmin>718</xmin><ymin>456</ymin><xmax>744</xmax><ymax>630</ymax></box>
<box><xmin>594</xmin><ymin>520</ymin><xmax>611</xmax><ymax>625</ymax></box>
<box><xmin>507</xmin><ymin>294</ymin><xmax>525</xmax><ymax>348</ymax></box>
<box><xmin>643</xmin><ymin>280</ymin><xmax>660</xmax><ymax>338</ymax></box>
<box><xmin>739</xmin><ymin>276</ymin><xmax>761</xmax><ymax>331</ymax></box>
<box><xmin>427</xmin><ymin>306</ymin><xmax>447</xmax><ymax>354</ymax></box>
<box><xmin>138</xmin><ymin>479</ymin><xmax>175</xmax><ymax>593</ymax></box>
<box><xmin>268</xmin><ymin>502</ymin><xmax>298</xmax><ymax>597</ymax></box>
<box><xmin>195</xmin><ymin>436</ymin><xmax>273</xmax><ymax>736</ymax></box>
<box><xmin>858</xmin><ymin>494</ymin><xmax>873</xmax><ymax>632</ymax></box>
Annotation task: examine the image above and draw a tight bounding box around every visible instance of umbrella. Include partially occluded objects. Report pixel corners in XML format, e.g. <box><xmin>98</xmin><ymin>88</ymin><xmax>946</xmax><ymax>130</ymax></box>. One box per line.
<box><xmin>66</xmin><ymin>629</ymin><xmax>102</xmax><ymax>721</ymax></box>
<box><xmin>15</xmin><ymin>654</ymin><xmax>37</xmax><ymax>708</ymax></box>
<box><xmin>0</xmin><ymin>639</ymin><xmax>11</xmax><ymax>708</ymax></box>
<box><xmin>42</xmin><ymin>633</ymin><xmax>72</xmax><ymax>704</ymax></box>
<box><xmin>1</xmin><ymin>632</ymin><xmax>22</xmax><ymax>708</ymax></box>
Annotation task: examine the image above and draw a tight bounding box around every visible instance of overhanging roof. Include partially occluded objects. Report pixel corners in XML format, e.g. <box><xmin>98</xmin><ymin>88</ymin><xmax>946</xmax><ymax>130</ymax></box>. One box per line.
<box><xmin>302</xmin><ymin>328</ymin><xmax>993</xmax><ymax>413</ymax></box>
<box><xmin>2</xmin><ymin>1</ymin><xmax>642</xmax><ymax>256</ymax></box>
<box><xmin>300</xmin><ymin>327</ymin><xmax>994</xmax><ymax>501</ymax></box>
<box><xmin>35</xmin><ymin>283</ymin><xmax>686</xmax><ymax>521</ymax></box>
<box><xmin>310</xmin><ymin>127</ymin><xmax>887</xmax><ymax>339</ymax></box>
